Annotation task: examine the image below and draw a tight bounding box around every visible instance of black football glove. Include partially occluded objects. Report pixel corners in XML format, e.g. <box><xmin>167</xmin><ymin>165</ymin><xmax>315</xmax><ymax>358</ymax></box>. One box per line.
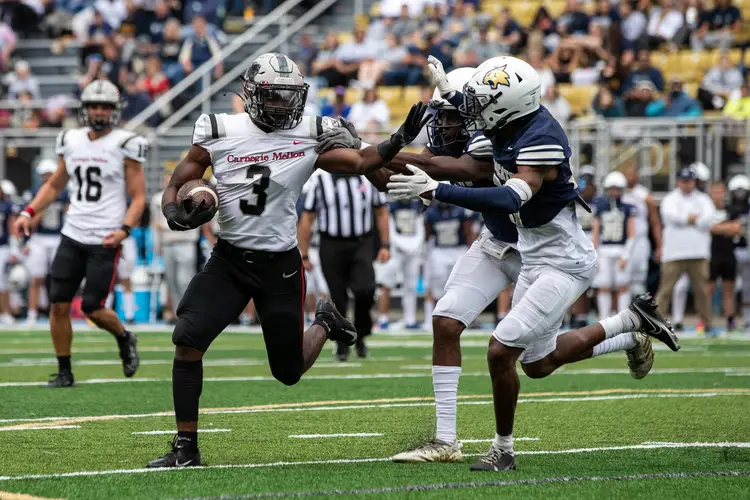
<box><xmin>163</xmin><ymin>199</ymin><xmax>215</xmax><ymax>231</ymax></box>
<box><xmin>376</xmin><ymin>102</ymin><xmax>431</xmax><ymax>162</ymax></box>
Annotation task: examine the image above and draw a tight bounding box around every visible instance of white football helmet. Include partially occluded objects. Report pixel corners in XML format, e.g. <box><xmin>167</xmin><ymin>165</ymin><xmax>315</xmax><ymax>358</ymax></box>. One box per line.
<box><xmin>461</xmin><ymin>56</ymin><xmax>542</xmax><ymax>133</ymax></box>
<box><xmin>428</xmin><ymin>66</ymin><xmax>476</xmax><ymax>154</ymax></box>
<box><xmin>728</xmin><ymin>174</ymin><xmax>750</xmax><ymax>192</ymax></box>
<box><xmin>7</xmin><ymin>264</ymin><xmax>30</xmax><ymax>290</ymax></box>
<box><xmin>241</xmin><ymin>53</ymin><xmax>308</xmax><ymax>130</ymax></box>
<box><xmin>36</xmin><ymin>158</ymin><xmax>58</xmax><ymax>177</ymax></box>
<box><xmin>79</xmin><ymin>79</ymin><xmax>121</xmax><ymax>131</ymax></box>
<box><xmin>689</xmin><ymin>162</ymin><xmax>711</xmax><ymax>183</ymax></box>
<box><xmin>603</xmin><ymin>171</ymin><xmax>627</xmax><ymax>190</ymax></box>
<box><xmin>0</xmin><ymin>180</ymin><xmax>17</xmax><ymax>198</ymax></box>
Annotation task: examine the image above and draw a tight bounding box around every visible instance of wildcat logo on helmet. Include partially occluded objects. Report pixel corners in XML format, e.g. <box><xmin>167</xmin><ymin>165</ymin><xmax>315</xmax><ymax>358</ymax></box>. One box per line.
<box><xmin>482</xmin><ymin>66</ymin><xmax>510</xmax><ymax>89</ymax></box>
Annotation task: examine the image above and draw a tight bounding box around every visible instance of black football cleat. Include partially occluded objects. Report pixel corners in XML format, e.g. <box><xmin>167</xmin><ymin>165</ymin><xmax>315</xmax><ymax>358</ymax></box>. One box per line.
<box><xmin>47</xmin><ymin>371</ymin><xmax>74</xmax><ymax>388</ymax></box>
<box><xmin>118</xmin><ymin>331</ymin><xmax>139</xmax><ymax>377</ymax></box>
<box><xmin>335</xmin><ymin>342</ymin><xmax>350</xmax><ymax>362</ymax></box>
<box><xmin>146</xmin><ymin>436</ymin><xmax>202</xmax><ymax>468</ymax></box>
<box><xmin>355</xmin><ymin>338</ymin><xmax>368</xmax><ymax>359</ymax></box>
<box><xmin>629</xmin><ymin>293</ymin><xmax>680</xmax><ymax>352</ymax></box>
<box><xmin>470</xmin><ymin>445</ymin><xmax>516</xmax><ymax>471</ymax></box>
<box><xmin>315</xmin><ymin>299</ymin><xmax>357</xmax><ymax>346</ymax></box>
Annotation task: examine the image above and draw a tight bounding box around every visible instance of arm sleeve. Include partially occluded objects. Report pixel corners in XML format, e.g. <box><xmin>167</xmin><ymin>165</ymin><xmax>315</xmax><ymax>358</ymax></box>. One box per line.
<box><xmin>120</xmin><ymin>134</ymin><xmax>149</xmax><ymax>163</ymax></box>
<box><xmin>435</xmin><ymin>183</ymin><xmax>522</xmax><ymax>213</ymax></box>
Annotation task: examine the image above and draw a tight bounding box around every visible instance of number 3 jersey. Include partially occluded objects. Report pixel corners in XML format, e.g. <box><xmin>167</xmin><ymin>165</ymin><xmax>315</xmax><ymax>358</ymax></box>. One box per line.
<box><xmin>55</xmin><ymin>127</ymin><xmax>147</xmax><ymax>245</ymax></box>
<box><xmin>192</xmin><ymin>112</ymin><xmax>338</xmax><ymax>252</ymax></box>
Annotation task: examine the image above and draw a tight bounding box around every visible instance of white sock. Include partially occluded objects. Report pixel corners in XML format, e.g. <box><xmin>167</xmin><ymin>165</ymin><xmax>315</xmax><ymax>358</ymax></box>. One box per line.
<box><xmin>493</xmin><ymin>433</ymin><xmax>514</xmax><ymax>453</ymax></box>
<box><xmin>403</xmin><ymin>288</ymin><xmax>417</xmax><ymax>325</ymax></box>
<box><xmin>433</xmin><ymin>365</ymin><xmax>461</xmax><ymax>444</ymax></box>
<box><xmin>597</xmin><ymin>292</ymin><xmax>612</xmax><ymax>321</ymax></box>
<box><xmin>617</xmin><ymin>291</ymin><xmax>631</xmax><ymax>314</ymax></box>
<box><xmin>672</xmin><ymin>279</ymin><xmax>688</xmax><ymax>323</ymax></box>
<box><xmin>424</xmin><ymin>299</ymin><xmax>434</xmax><ymax>323</ymax></box>
<box><xmin>27</xmin><ymin>309</ymin><xmax>37</xmax><ymax>320</ymax></box>
<box><xmin>599</xmin><ymin>310</ymin><xmax>641</xmax><ymax>338</ymax></box>
<box><xmin>592</xmin><ymin>332</ymin><xmax>637</xmax><ymax>357</ymax></box>
<box><xmin>123</xmin><ymin>291</ymin><xmax>136</xmax><ymax>321</ymax></box>
<box><xmin>743</xmin><ymin>305</ymin><xmax>750</xmax><ymax>326</ymax></box>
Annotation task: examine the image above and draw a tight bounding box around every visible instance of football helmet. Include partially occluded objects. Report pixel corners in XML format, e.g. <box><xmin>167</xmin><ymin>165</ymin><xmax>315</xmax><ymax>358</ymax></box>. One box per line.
<box><xmin>241</xmin><ymin>53</ymin><xmax>308</xmax><ymax>130</ymax></box>
<box><xmin>461</xmin><ymin>56</ymin><xmax>541</xmax><ymax>134</ymax></box>
<box><xmin>79</xmin><ymin>80</ymin><xmax>121</xmax><ymax>131</ymax></box>
<box><xmin>728</xmin><ymin>174</ymin><xmax>750</xmax><ymax>193</ymax></box>
<box><xmin>36</xmin><ymin>158</ymin><xmax>58</xmax><ymax>177</ymax></box>
<box><xmin>689</xmin><ymin>162</ymin><xmax>710</xmax><ymax>183</ymax></box>
<box><xmin>603</xmin><ymin>171</ymin><xmax>627</xmax><ymax>190</ymax></box>
<box><xmin>427</xmin><ymin>67</ymin><xmax>476</xmax><ymax>156</ymax></box>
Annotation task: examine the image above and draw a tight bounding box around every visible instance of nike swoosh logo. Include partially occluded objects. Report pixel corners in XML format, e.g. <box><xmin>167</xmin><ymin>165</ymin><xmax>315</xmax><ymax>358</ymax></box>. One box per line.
<box><xmin>293</xmin><ymin>141</ymin><xmax>303</xmax><ymax>145</ymax></box>
<box><xmin>176</xmin><ymin>459</ymin><xmax>194</xmax><ymax>466</ymax></box>
<box><xmin>282</xmin><ymin>270</ymin><xmax>298</xmax><ymax>278</ymax></box>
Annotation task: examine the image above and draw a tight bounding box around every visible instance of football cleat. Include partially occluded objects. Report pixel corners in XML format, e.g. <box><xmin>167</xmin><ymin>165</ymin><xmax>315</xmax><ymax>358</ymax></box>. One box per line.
<box><xmin>118</xmin><ymin>331</ymin><xmax>139</xmax><ymax>377</ymax></box>
<box><xmin>47</xmin><ymin>371</ymin><xmax>74</xmax><ymax>388</ymax></box>
<box><xmin>355</xmin><ymin>338</ymin><xmax>368</xmax><ymax>359</ymax></box>
<box><xmin>334</xmin><ymin>342</ymin><xmax>350</xmax><ymax>362</ymax></box>
<box><xmin>146</xmin><ymin>435</ymin><xmax>202</xmax><ymax>468</ymax></box>
<box><xmin>469</xmin><ymin>444</ymin><xmax>516</xmax><ymax>471</ymax></box>
<box><xmin>315</xmin><ymin>299</ymin><xmax>357</xmax><ymax>346</ymax></box>
<box><xmin>629</xmin><ymin>293</ymin><xmax>680</xmax><ymax>352</ymax></box>
<box><xmin>392</xmin><ymin>440</ymin><xmax>464</xmax><ymax>463</ymax></box>
<box><xmin>626</xmin><ymin>332</ymin><xmax>653</xmax><ymax>380</ymax></box>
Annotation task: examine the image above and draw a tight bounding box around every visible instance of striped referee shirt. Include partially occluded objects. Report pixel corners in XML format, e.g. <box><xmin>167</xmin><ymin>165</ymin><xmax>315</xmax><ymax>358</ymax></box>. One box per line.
<box><xmin>302</xmin><ymin>171</ymin><xmax>386</xmax><ymax>238</ymax></box>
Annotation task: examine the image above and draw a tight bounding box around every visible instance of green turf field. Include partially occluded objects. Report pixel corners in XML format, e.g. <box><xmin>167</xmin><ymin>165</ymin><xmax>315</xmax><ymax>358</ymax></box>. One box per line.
<box><xmin>0</xmin><ymin>327</ymin><xmax>749</xmax><ymax>499</ymax></box>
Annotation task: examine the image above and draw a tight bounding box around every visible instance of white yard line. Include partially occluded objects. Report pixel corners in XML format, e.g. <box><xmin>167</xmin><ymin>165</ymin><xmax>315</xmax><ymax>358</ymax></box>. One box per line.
<box><xmin>0</xmin><ymin>442</ymin><xmax>748</xmax><ymax>482</ymax></box>
<box><xmin>1</xmin><ymin>390</ymin><xmax>747</xmax><ymax>426</ymax></box>
<box><xmin>132</xmin><ymin>429</ymin><xmax>231</xmax><ymax>435</ymax></box>
<box><xmin>461</xmin><ymin>438</ymin><xmax>539</xmax><ymax>443</ymax></box>
<box><xmin>0</xmin><ymin>425</ymin><xmax>80</xmax><ymax>432</ymax></box>
<box><xmin>288</xmin><ymin>433</ymin><xmax>383</xmax><ymax>439</ymax></box>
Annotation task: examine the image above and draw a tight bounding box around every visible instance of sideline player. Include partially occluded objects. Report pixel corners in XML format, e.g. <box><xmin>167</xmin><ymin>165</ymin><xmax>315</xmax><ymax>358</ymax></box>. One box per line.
<box><xmin>24</xmin><ymin>159</ymin><xmax>67</xmax><ymax>324</ymax></box>
<box><xmin>15</xmin><ymin>80</ymin><xmax>144</xmax><ymax>387</ymax></box>
<box><xmin>0</xmin><ymin>186</ymin><xmax>18</xmax><ymax>324</ymax></box>
<box><xmin>386</xmin><ymin>56</ymin><xmax>679</xmax><ymax>470</ymax></box>
<box><xmin>728</xmin><ymin>174</ymin><xmax>750</xmax><ymax>329</ymax></box>
<box><xmin>591</xmin><ymin>171</ymin><xmax>636</xmax><ymax>320</ymax></box>
<box><xmin>570</xmin><ymin>165</ymin><xmax>597</xmax><ymax>328</ymax></box>
<box><xmin>145</xmin><ymin>53</ymin><xmax>429</xmax><ymax>468</ymax></box>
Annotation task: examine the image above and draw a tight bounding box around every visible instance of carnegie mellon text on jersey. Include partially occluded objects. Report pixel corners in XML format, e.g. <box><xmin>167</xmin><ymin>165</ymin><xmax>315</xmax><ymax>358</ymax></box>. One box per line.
<box><xmin>227</xmin><ymin>151</ymin><xmax>305</xmax><ymax>163</ymax></box>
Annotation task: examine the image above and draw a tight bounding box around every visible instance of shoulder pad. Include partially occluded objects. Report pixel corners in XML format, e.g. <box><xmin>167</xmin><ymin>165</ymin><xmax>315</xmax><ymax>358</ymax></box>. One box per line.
<box><xmin>120</xmin><ymin>133</ymin><xmax>149</xmax><ymax>163</ymax></box>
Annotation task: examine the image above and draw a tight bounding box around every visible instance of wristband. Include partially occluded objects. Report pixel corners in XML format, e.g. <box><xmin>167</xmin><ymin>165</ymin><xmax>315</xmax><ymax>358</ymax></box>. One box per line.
<box><xmin>301</xmin><ymin>254</ymin><xmax>309</xmax><ymax>260</ymax></box>
<box><xmin>380</xmin><ymin>242</ymin><xmax>391</xmax><ymax>250</ymax></box>
<box><xmin>21</xmin><ymin>206</ymin><xmax>35</xmax><ymax>219</ymax></box>
<box><xmin>121</xmin><ymin>224</ymin><xmax>132</xmax><ymax>237</ymax></box>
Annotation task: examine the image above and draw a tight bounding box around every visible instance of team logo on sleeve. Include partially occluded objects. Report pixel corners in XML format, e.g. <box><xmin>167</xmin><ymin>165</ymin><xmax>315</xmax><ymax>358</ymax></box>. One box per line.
<box><xmin>482</xmin><ymin>66</ymin><xmax>510</xmax><ymax>89</ymax></box>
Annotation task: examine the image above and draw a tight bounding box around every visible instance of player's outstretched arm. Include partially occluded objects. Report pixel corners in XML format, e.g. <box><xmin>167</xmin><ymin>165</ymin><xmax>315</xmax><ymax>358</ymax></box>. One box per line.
<box><xmin>15</xmin><ymin>156</ymin><xmax>69</xmax><ymax>237</ymax></box>
<box><xmin>161</xmin><ymin>145</ymin><xmax>214</xmax><ymax>231</ymax></box>
<box><xmin>387</xmin><ymin>152</ymin><xmax>493</xmax><ymax>182</ymax></box>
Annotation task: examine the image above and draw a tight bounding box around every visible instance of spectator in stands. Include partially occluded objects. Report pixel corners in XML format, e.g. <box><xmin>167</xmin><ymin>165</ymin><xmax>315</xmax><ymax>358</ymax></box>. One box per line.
<box><xmin>102</xmin><ymin>42</ymin><xmax>128</xmax><ymax>90</ymax></box>
<box><xmin>383</xmin><ymin>30</ymin><xmax>432</xmax><ymax>86</ymax></box>
<box><xmin>160</xmin><ymin>18</ymin><xmax>183</xmax><ymax>84</ymax></box>
<box><xmin>593</xmin><ymin>85</ymin><xmax>626</xmax><ymax>117</ymax></box>
<box><xmin>531</xmin><ymin>6</ymin><xmax>559</xmax><ymax>53</ymax></box>
<box><xmin>311</xmin><ymin>33</ymin><xmax>341</xmax><ymax>86</ymax></box>
<box><xmin>548</xmin><ymin>42</ymin><xmax>582</xmax><ymax>84</ymax></box>
<box><xmin>365</xmin><ymin>15</ymin><xmax>393</xmax><ymax>44</ymax></box>
<box><xmin>329</xmin><ymin>28</ymin><xmax>372</xmax><ymax>87</ymax></box>
<box><xmin>457</xmin><ymin>18</ymin><xmax>500</xmax><ymax>66</ymax></box>
<box><xmin>443</xmin><ymin>0</ymin><xmax>473</xmax><ymax>39</ymax></box>
<box><xmin>42</xmin><ymin>96</ymin><xmax>68</xmax><ymax>127</ymax></box>
<box><xmin>529</xmin><ymin>49</ymin><xmax>556</xmax><ymax>96</ymax></box>
<box><xmin>80</xmin><ymin>7</ymin><xmax>114</xmax><ymax>66</ymax></box>
<box><xmin>121</xmin><ymin>73</ymin><xmax>157</xmax><ymax>125</ymax></box>
<box><xmin>347</xmin><ymin>85</ymin><xmax>390</xmax><ymax>135</ymax></box>
<box><xmin>646</xmin><ymin>78</ymin><xmax>703</xmax><ymax>118</ymax></box>
<box><xmin>698</xmin><ymin>53</ymin><xmax>744</xmax><ymax>110</ymax></box>
<box><xmin>543</xmin><ymin>84</ymin><xmax>573</xmax><ymax>123</ymax></box>
<box><xmin>391</xmin><ymin>4</ymin><xmax>418</xmax><ymax>39</ymax></box>
<box><xmin>139</xmin><ymin>55</ymin><xmax>170</xmax><ymax>100</ymax></box>
<box><xmin>183</xmin><ymin>0</ymin><xmax>225</xmax><ymax>27</ymax></box>
<box><xmin>494</xmin><ymin>8</ymin><xmax>523</xmax><ymax>55</ymax></box>
<box><xmin>0</xmin><ymin>0</ymin><xmax>43</xmax><ymax>35</ymax></box>
<box><xmin>0</xmin><ymin>21</ymin><xmax>16</xmax><ymax>73</ymax></box>
<box><xmin>599</xmin><ymin>58</ymin><xmax>626</xmax><ymax>95</ymax></box>
<box><xmin>136</xmin><ymin>0</ymin><xmax>173</xmax><ymax>47</ymax></box>
<box><xmin>646</xmin><ymin>0</ymin><xmax>684</xmax><ymax>49</ymax></box>
<box><xmin>179</xmin><ymin>13</ymin><xmax>223</xmax><ymax>81</ymax></box>
<box><xmin>11</xmin><ymin>90</ymin><xmax>41</xmax><ymax>129</ymax></box>
<box><xmin>723</xmin><ymin>82</ymin><xmax>750</xmax><ymax>119</ymax></box>
<box><xmin>5</xmin><ymin>60</ymin><xmax>40</xmax><ymax>100</ymax></box>
<box><xmin>557</xmin><ymin>0</ymin><xmax>590</xmax><ymax>36</ymax></box>
<box><xmin>358</xmin><ymin>32</ymin><xmax>407</xmax><ymax>86</ymax></box>
<box><xmin>691</xmin><ymin>0</ymin><xmax>742</xmax><ymax>51</ymax></box>
<box><xmin>591</xmin><ymin>0</ymin><xmax>618</xmax><ymax>31</ymax></box>
<box><xmin>295</xmin><ymin>33</ymin><xmax>318</xmax><ymax>77</ymax></box>
<box><xmin>320</xmin><ymin>86</ymin><xmax>351</xmax><ymax>119</ymax></box>
<box><xmin>623</xmin><ymin>49</ymin><xmax>665</xmax><ymax>93</ymax></box>
<box><xmin>624</xmin><ymin>80</ymin><xmax>657</xmax><ymax>117</ymax></box>
<box><xmin>618</xmin><ymin>1</ymin><xmax>647</xmax><ymax>66</ymax></box>
<box><xmin>77</xmin><ymin>55</ymin><xmax>107</xmax><ymax>94</ymax></box>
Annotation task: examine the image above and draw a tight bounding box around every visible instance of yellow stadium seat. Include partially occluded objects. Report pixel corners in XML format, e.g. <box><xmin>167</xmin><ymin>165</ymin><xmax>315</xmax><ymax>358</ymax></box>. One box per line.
<box><xmin>557</xmin><ymin>84</ymin><xmax>597</xmax><ymax>116</ymax></box>
<box><xmin>544</xmin><ymin>0</ymin><xmax>566</xmax><ymax>18</ymax></box>
<box><xmin>508</xmin><ymin>2</ymin><xmax>542</xmax><ymax>27</ymax></box>
<box><xmin>369</xmin><ymin>1</ymin><xmax>380</xmax><ymax>18</ymax></box>
<box><xmin>650</xmin><ymin>52</ymin><xmax>670</xmax><ymax>74</ymax></box>
<box><xmin>338</xmin><ymin>32</ymin><xmax>353</xmax><ymax>44</ymax></box>
<box><xmin>683</xmin><ymin>81</ymin><xmax>699</xmax><ymax>98</ymax></box>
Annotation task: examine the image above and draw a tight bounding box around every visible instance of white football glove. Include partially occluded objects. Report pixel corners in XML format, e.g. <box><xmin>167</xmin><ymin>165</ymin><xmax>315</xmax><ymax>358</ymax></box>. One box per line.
<box><xmin>387</xmin><ymin>164</ymin><xmax>439</xmax><ymax>201</ymax></box>
<box><xmin>427</xmin><ymin>55</ymin><xmax>457</xmax><ymax>98</ymax></box>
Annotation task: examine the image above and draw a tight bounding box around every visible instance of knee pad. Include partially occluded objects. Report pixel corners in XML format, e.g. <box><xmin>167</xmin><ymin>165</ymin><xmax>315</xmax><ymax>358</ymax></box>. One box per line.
<box><xmin>433</xmin><ymin>289</ymin><xmax>481</xmax><ymax>327</ymax></box>
<box><xmin>172</xmin><ymin>318</ymin><xmax>202</xmax><ymax>351</ymax></box>
<box><xmin>81</xmin><ymin>296</ymin><xmax>104</xmax><ymax>315</ymax></box>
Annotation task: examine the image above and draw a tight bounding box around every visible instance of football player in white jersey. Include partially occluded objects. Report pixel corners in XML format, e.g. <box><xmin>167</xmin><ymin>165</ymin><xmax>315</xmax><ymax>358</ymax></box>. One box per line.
<box><xmin>622</xmin><ymin>165</ymin><xmax>663</xmax><ymax>298</ymax></box>
<box><xmin>15</xmin><ymin>80</ymin><xmax>146</xmax><ymax>388</ymax></box>
<box><xmin>145</xmin><ymin>53</ymin><xmax>429</xmax><ymax>468</ymax></box>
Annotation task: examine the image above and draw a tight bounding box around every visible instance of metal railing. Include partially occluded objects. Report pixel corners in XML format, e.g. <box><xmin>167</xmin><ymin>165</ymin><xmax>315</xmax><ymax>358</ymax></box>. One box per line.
<box><xmin>124</xmin><ymin>0</ymin><xmax>312</xmax><ymax>131</ymax></box>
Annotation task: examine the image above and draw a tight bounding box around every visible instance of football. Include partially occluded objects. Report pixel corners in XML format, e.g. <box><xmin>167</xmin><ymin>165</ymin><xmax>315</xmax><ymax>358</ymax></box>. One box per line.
<box><xmin>177</xmin><ymin>179</ymin><xmax>219</xmax><ymax>213</ymax></box>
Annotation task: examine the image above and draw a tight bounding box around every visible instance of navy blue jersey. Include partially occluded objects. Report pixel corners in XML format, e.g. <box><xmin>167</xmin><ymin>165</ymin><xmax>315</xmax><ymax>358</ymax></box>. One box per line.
<box><xmin>594</xmin><ymin>196</ymin><xmax>634</xmax><ymax>245</ymax></box>
<box><xmin>35</xmin><ymin>189</ymin><xmax>68</xmax><ymax>235</ymax></box>
<box><xmin>0</xmin><ymin>199</ymin><xmax>17</xmax><ymax>246</ymax></box>
<box><xmin>426</xmin><ymin>204</ymin><xmax>475</xmax><ymax>247</ymax></box>
<box><xmin>454</xmin><ymin>132</ymin><xmax>519</xmax><ymax>244</ymax></box>
<box><xmin>489</xmin><ymin>106</ymin><xmax>579</xmax><ymax>228</ymax></box>
<box><xmin>390</xmin><ymin>199</ymin><xmax>423</xmax><ymax>237</ymax></box>
<box><xmin>728</xmin><ymin>203</ymin><xmax>749</xmax><ymax>249</ymax></box>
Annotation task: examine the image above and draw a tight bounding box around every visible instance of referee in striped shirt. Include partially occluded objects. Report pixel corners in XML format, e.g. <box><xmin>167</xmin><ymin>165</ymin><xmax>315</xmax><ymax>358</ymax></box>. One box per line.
<box><xmin>299</xmin><ymin>171</ymin><xmax>390</xmax><ymax>361</ymax></box>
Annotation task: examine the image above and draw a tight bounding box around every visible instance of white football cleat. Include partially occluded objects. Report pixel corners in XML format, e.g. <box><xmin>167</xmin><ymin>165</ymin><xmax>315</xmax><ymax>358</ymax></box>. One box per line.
<box><xmin>626</xmin><ymin>331</ymin><xmax>654</xmax><ymax>380</ymax></box>
<box><xmin>392</xmin><ymin>440</ymin><xmax>463</xmax><ymax>463</ymax></box>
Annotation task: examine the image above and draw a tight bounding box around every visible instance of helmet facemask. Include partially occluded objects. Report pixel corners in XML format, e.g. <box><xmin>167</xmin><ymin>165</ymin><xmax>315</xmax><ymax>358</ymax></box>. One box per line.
<box><xmin>460</xmin><ymin>84</ymin><xmax>517</xmax><ymax>137</ymax></box>
<box><xmin>427</xmin><ymin>102</ymin><xmax>470</xmax><ymax>156</ymax></box>
<box><xmin>79</xmin><ymin>102</ymin><xmax>120</xmax><ymax>131</ymax></box>
<box><xmin>242</xmin><ymin>71</ymin><xmax>308</xmax><ymax>131</ymax></box>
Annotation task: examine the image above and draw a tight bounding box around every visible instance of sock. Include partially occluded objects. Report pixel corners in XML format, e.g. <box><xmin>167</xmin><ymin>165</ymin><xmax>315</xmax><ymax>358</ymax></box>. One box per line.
<box><xmin>596</xmin><ymin>292</ymin><xmax>612</xmax><ymax>321</ymax></box>
<box><xmin>27</xmin><ymin>309</ymin><xmax>37</xmax><ymax>320</ymax></box>
<box><xmin>599</xmin><ymin>310</ymin><xmax>641</xmax><ymax>338</ymax></box>
<box><xmin>177</xmin><ymin>430</ymin><xmax>198</xmax><ymax>451</ymax></box>
<box><xmin>617</xmin><ymin>291</ymin><xmax>631</xmax><ymax>314</ymax></box>
<box><xmin>403</xmin><ymin>289</ymin><xmax>417</xmax><ymax>325</ymax></box>
<box><xmin>173</xmin><ymin>359</ymin><xmax>203</xmax><ymax>427</ymax></box>
<box><xmin>672</xmin><ymin>279</ymin><xmax>688</xmax><ymax>324</ymax></box>
<box><xmin>493</xmin><ymin>433</ymin><xmax>514</xmax><ymax>454</ymax></box>
<box><xmin>116</xmin><ymin>330</ymin><xmax>129</xmax><ymax>341</ymax></box>
<box><xmin>433</xmin><ymin>366</ymin><xmax>461</xmax><ymax>444</ymax></box>
<box><xmin>591</xmin><ymin>332</ymin><xmax>637</xmax><ymax>357</ymax></box>
<box><xmin>123</xmin><ymin>291</ymin><xmax>136</xmax><ymax>321</ymax></box>
<box><xmin>743</xmin><ymin>305</ymin><xmax>750</xmax><ymax>325</ymax></box>
<box><xmin>424</xmin><ymin>299</ymin><xmax>434</xmax><ymax>324</ymax></box>
<box><xmin>57</xmin><ymin>355</ymin><xmax>71</xmax><ymax>372</ymax></box>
